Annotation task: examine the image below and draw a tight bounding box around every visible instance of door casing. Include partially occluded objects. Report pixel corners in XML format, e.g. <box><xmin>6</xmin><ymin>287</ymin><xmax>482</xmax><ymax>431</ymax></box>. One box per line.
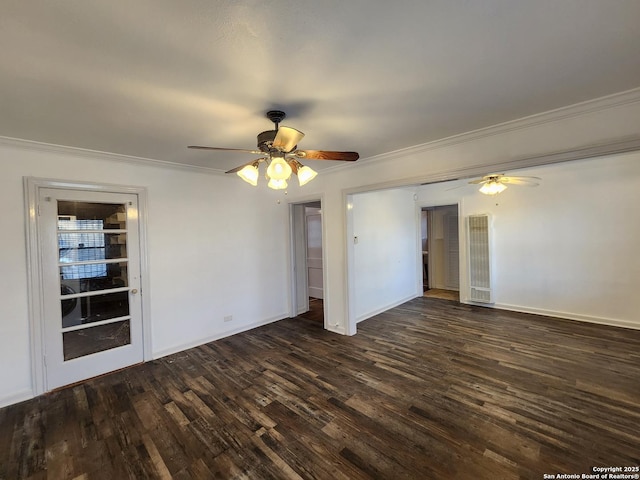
<box><xmin>24</xmin><ymin>177</ymin><xmax>152</xmax><ymax>395</ymax></box>
<box><xmin>288</xmin><ymin>198</ymin><xmax>326</xmax><ymax>328</ymax></box>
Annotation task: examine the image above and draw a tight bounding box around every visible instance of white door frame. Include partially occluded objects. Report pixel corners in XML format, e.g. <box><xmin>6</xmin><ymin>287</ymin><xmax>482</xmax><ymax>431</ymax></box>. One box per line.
<box><xmin>24</xmin><ymin>177</ymin><xmax>152</xmax><ymax>395</ymax></box>
<box><xmin>288</xmin><ymin>196</ymin><xmax>326</xmax><ymax>328</ymax></box>
<box><xmin>289</xmin><ymin>203</ymin><xmax>309</xmax><ymax>316</ymax></box>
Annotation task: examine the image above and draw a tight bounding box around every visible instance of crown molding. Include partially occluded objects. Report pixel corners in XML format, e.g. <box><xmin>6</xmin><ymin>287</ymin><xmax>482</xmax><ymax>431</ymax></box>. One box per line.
<box><xmin>0</xmin><ymin>135</ymin><xmax>224</xmax><ymax>176</ymax></box>
<box><xmin>2</xmin><ymin>87</ymin><xmax>640</xmax><ymax>176</ymax></box>
<box><xmin>341</xmin><ymin>135</ymin><xmax>640</xmax><ymax>196</ymax></box>
<box><xmin>328</xmin><ymin>86</ymin><xmax>640</xmax><ymax>173</ymax></box>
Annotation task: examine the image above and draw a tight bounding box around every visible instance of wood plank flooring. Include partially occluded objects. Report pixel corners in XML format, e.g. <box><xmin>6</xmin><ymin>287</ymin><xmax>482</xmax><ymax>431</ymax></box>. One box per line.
<box><xmin>1</xmin><ymin>297</ymin><xmax>639</xmax><ymax>479</ymax></box>
<box><xmin>423</xmin><ymin>289</ymin><xmax>460</xmax><ymax>301</ymax></box>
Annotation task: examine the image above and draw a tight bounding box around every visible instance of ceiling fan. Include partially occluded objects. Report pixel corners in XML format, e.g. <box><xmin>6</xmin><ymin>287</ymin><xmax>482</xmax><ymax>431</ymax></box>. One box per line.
<box><xmin>469</xmin><ymin>173</ymin><xmax>541</xmax><ymax>195</ymax></box>
<box><xmin>188</xmin><ymin>110</ymin><xmax>359</xmax><ymax>190</ymax></box>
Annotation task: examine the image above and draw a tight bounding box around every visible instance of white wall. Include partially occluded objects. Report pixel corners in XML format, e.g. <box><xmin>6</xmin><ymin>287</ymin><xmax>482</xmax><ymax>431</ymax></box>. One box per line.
<box><xmin>0</xmin><ymin>142</ymin><xmax>291</xmax><ymax>407</ymax></box>
<box><xmin>418</xmin><ymin>153</ymin><xmax>640</xmax><ymax>327</ymax></box>
<box><xmin>351</xmin><ymin>188</ymin><xmax>420</xmax><ymax>322</ymax></box>
<box><xmin>343</xmin><ymin>151</ymin><xmax>640</xmax><ymax>331</ymax></box>
<box><xmin>285</xmin><ymin>89</ymin><xmax>640</xmax><ymax>335</ymax></box>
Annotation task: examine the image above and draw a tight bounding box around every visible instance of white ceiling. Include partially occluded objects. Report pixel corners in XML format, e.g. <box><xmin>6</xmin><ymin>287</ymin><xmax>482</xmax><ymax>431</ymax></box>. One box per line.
<box><xmin>2</xmin><ymin>1</ymin><xmax>640</xmax><ymax>173</ymax></box>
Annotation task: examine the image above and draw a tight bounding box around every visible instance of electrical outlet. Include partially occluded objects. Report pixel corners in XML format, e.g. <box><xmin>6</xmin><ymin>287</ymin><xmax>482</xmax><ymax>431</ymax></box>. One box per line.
<box><xmin>224</xmin><ymin>315</ymin><xmax>233</xmax><ymax>322</ymax></box>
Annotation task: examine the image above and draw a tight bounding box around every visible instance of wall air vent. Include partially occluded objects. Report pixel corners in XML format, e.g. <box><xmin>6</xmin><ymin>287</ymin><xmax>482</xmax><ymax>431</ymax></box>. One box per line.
<box><xmin>467</xmin><ymin>214</ymin><xmax>493</xmax><ymax>304</ymax></box>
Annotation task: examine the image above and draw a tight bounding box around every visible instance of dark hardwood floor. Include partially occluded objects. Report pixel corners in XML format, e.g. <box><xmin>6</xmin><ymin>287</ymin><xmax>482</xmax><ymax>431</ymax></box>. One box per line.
<box><xmin>297</xmin><ymin>298</ymin><xmax>323</xmax><ymax>323</ymax></box>
<box><xmin>2</xmin><ymin>297</ymin><xmax>639</xmax><ymax>479</ymax></box>
<box><xmin>423</xmin><ymin>289</ymin><xmax>460</xmax><ymax>302</ymax></box>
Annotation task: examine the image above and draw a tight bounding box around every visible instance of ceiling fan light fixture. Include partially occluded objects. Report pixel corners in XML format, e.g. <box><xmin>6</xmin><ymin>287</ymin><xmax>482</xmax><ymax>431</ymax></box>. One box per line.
<box><xmin>479</xmin><ymin>181</ymin><xmax>507</xmax><ymax>195</ymax></box>
<box><xmin>297</xmin><ymin>165</ymin><xmax>318</xmax><ymax>186</ymax></box>
<box><xmin>237</xmin><ymin>164</ymin><xmax>259</xmax><ymax>186</ymax></box>
<box><xmin>267</xmin><ymin>178</ymin><xmax>288</xmax><ymax>190</ymax></box>
<box><xmin>189</xmin><ymin>110</ymin><xmax>359</xmax><ymax>190</ymax></box>
<box><xmin>266</xmin><ymin>156</ymin><xmax>292</xmax><ymax>181</ymax></box>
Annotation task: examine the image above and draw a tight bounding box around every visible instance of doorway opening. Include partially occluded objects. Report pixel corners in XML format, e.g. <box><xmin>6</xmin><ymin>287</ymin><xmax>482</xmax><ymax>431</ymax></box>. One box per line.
<box><xmin>421</xmin><ymin>204</ymin><xmax>460</xmax><ymax>302</ymax></box>
<box><xmin>290</xmin><ymin>200</ymin><xmax>325</xmax><ymax>326</ymax></box>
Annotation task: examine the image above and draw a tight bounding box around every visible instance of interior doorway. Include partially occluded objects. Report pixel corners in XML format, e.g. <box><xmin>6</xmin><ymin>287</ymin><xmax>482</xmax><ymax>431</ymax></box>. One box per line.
<box><xmin>290</xmin><ymin>200</ymin><xmax>325</xmax><ymax>326</ymax></box>
<box><xmin>421</xmin><ymin>205</ymin><xmax>460</xmax><ymax>301</ymax></box>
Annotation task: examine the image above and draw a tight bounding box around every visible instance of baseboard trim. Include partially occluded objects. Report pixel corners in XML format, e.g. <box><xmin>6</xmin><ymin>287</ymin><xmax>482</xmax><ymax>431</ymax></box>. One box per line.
<box><xmin>152</xmin><ymin>313</ymin><xmax>288</xmax><ymax>360</ymax></box>
<box><xmin>356</xmin><ymin>293</ymin><xmax>420</xmax><ymax>324</ymax></box>
<box><xmin>0</xmin><ymin>388</ymin><xmax>34</xmax><ymax>409</ymax></box>
<box><xmin>490</xmin><ymin>302</ymin><xmax>640</xmax><ymax>331</ymax></box>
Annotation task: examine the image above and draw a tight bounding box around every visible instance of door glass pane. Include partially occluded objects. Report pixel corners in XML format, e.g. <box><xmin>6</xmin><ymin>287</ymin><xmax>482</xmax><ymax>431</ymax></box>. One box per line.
<box><xmin>58</xmin><ymin>201</ymin><xmax>126</xmax><ymax>229</ymax></box>
<box><xmin>61</xmin><ymin>291</ymin><xmax>129</xmax><ymax>328</ymax></box>
<box><xmin>58</xmin><ymin>233</ymin><xmax>128</xmax><ymax>263</ymax></box>
<box><xmin>60</xmin><ymin>262</ymin><xmax>128</xmax><ymax>294</ymax></box>
<box><xmin>63</xmin><ymin>320</ymin><xmax>131</xmax><ymax>361</ymax></box>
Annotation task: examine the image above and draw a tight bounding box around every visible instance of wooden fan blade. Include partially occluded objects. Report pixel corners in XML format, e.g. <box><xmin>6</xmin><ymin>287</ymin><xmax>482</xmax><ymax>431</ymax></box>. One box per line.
<box><xmin>188</xmin><ymin>145</ymin><xmax>262</xmax><ymax>154</ymax></box>
<box><xmin>225</xmin><ymin>158</ymin><xmax>265</xmax><ymax>174</ymax></box>
<box><xmin>294</xmin><ymin>150</ymin><xmax>359</xmax><ymax>161</ymax></box>
<box><xmin>468</xmin><ymin>178</ymin><xmax>488</xmax><ymax>185</ymax></box>
<box><xmin>273</xmin><ymin>127</ymin><xmax>305</xmax><ymax>152</ymax></box>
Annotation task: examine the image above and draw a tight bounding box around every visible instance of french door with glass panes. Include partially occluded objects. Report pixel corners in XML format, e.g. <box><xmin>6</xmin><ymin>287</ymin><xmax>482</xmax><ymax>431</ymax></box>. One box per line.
<box><xmin>39</xmin><ymin>188</ymin><xmax>143</xmax><ymax>390</ymax></box>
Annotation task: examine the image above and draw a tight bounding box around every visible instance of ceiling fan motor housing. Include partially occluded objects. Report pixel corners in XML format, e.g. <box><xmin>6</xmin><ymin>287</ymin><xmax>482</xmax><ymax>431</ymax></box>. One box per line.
<box><xmin>257</xmin><ymin>111</ymin><xmax>291</xmax><ymax>153</ymax></box>
<box><xmin>257</xmin><ymin>130</ymin><xmax>278</xmax><ymax>153</ymax></box>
